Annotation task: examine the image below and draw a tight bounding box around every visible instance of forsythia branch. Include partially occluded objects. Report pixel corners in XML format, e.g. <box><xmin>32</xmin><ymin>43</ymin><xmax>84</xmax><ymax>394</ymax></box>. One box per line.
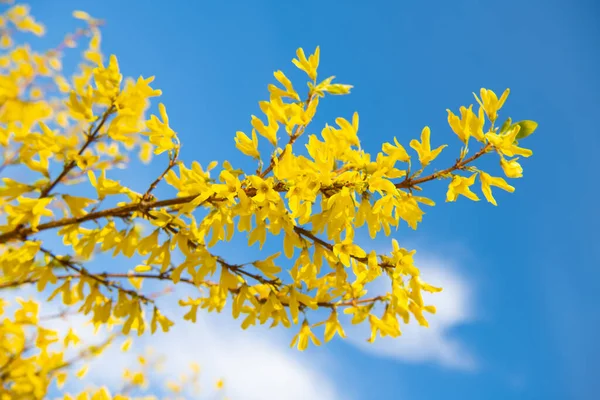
<box><xmin>0</xmin><ymin>3</ymin><xmax>537</xmax><ymax>398</ymax></box>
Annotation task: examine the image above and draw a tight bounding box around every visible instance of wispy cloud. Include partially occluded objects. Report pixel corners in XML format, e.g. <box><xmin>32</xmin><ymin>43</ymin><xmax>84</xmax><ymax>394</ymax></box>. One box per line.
<box><xmin>121</xmin><ymin>312</ymin><xmax>341</xmax><ymax>400</ymax></box>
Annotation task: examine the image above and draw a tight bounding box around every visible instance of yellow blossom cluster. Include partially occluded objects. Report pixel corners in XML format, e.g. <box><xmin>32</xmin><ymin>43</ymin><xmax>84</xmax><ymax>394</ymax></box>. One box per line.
<box><xmin>0</xmin><ymin>2</ymin><xmax>537</xmax><ymax>398</ymax></box>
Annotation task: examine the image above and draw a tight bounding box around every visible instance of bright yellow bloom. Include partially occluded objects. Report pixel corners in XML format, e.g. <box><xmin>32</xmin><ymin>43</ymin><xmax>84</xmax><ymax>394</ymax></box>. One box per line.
<box><xmin>474</xmin><ymin>88</ymin><xmax>510</xmax><ymax>122</ymax></box>
<box><xmin>292</xmin><ymin>46</ymin><xmax>320</xmax><ymax>81</ymax></box>
<box><xmin>5</xmin><ymin>196</ymin><xmax>53</xmax><ymax>229</ymax></box>
<box><xmin>234</xmin><ymin>130</ymin><xmax>260</xmax><ymax>158</ymax></box>
<box><xmin>343</xmin><ymin>305</ymin><xmax>371</xmax><ymax>324</ymax></box>
<box><xmin>76</xmin><ymin>365</ymin><xmax>89</xmax><ymax>379</ymax></box>
<box><xmin>500</xmin><ymin>157</ymin><xmax>523</xmax><ymax>178</ymax></box>
<box><xmin>446</xmin><ymin>174</ymin><xmax>479</xmax><ymax>202</ymax></box>
<box><xmin>121</xmin><ymin>337</ymin><xmax>133</xmax><ymax>352</ymax></box>
<box><xmin>145</xmin><ymin>103</ymin><xmax>178</xmax><ymax>155</ymax></box>
<box><xmin>251</xmin><ymin>113</ymin><xmax>278</xmax><ymax>147</ymax></box>
<box><xmin>409</xmin><ymin>126</ymin><xmax>446</xmax><ymax>167</ymax></box>
<box><xmin>63</xmin><ymin>328</ymin><xmax>81</xmax><ymax>347</ymax></box>
<box><xmin>290</xmin><ymin>320</ymin><xmax>321</xmax><ymax>351</ymax></box>
<box><xmin>485</xmin><ymin>125</ymin><xmax>533</xmax><ymax>158</ymax></box>
<box><xmin>320</xmin><ymin>311</ymin><xmax>346</xmax><ymax>342</ymax></box>
<box><xmin>253</xmin><ymin>253</ymin><xmax>282</xmax><ymax>280</ymax></box>
<box><xmin>382</xmin><ymin>137</ymin><xmax>410</xmax><ymax>162</ymax></box>
<box><xmin>270</xmin><ymin>70</ymin><xmax>300</xmax><ymax>101</ymax></box>
<box><xmin>72</xmin><ymin>11</ymin><xmax>92</xmax><ymax>21</ymax></box>
<box><xmin>151</xmin><ymin>308</ymin><xmax>174</xmax><ymax>333</ymax></box>
<box><xmin>479</xmin><ymin>172</ymin><xmax>515</xmax><ymax>206</ymax></box>
<box><xmin>446</xmin><ymin>105</ymin><xmax>485</xmax><ymax>143</ymax></box>
<box><xmin>333</xmin><ymin>239</ymin><xmax>366</xmax><ymax>267</ymax></box>
<box><xmin>247</xmin><ymin>175</ymin><xmax>280</xmax><ymax>204</ymax></box>
<box><xmin>368</xmin><ymin>311</ymin><xmax>401</xmax><ymax>342</ymax></box>
<box><xmin>88</xmin><ymin>170</ymin><xmax>124</xmax><ymax>200</ymax></box>
<box><xmin>315</xmin><ymin>310</ymin><xmax>346</xmax><ymax>342</ymax></box>
<box><xmin>62</xmin><ymin>195</ymin><xmax>96</xmax><ymax>217</ymax></box>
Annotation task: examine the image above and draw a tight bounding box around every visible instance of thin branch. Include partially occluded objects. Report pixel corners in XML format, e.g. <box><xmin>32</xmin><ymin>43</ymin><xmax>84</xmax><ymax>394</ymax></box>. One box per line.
<box><xmin>39</xmin><ymin>247</ymin><xmax>156</xmax><ymax>305</ymax></box>
<box><xmin>0</xmin><ymin>270</ymin><xmax>382</xmax><ymax>310</ymax></box>
<box><xmin>0</xmin><ymin>194</ymin><xmax>196</xmax><ymax>243</ymax></box>
<box><xmin>293</xmin><ymin>225</ymin><xmax>395</xmax><ymax>270</ymax></box>
<box><xmin>39</xmin><ymin>105</ymin><xmax>115</xmax><ymax>198</ymax></box>
<box><xmin>0</xmin><ymin>182</ymin><xmax>330</xmax><ymax>243</ymax></box>
<box><xmin>396</xmin><ymin>143</ymin><xmax>492</xmax><ymax>189</ymax></box>
<box><xmin>140</xmin><ymin>210</ymin><xmax>281</xmax><ymax>288</ymax></box>
<box><xmin>259</xmin><ymin>94</ymin><xmax>315</xmax><ymax>178</ymax></box>
<box><xmin>143</xmin><ymin>148</ymin><xmax>179</xmax><ymax>201</ymax></box>
<box><xmin>0</xmin><ymin>147</ymin><xmax>20</xmax><ymax>176</ymax></box>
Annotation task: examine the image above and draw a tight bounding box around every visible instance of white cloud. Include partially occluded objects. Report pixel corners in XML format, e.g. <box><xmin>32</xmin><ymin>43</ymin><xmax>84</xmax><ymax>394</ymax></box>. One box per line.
<box><xmin>345</xmin><ymin>256</ymin><xmax>478</xmax><ymax>371</ymax></box>
<box><xmin>11</xmin><ymin>286</ymin><xmax>341</xmax><ymax>400</ymax></box>
<box><xmin>127</xmin><ymin>312</ymin><xmax>340</xmax><ymax>400</ymax></box>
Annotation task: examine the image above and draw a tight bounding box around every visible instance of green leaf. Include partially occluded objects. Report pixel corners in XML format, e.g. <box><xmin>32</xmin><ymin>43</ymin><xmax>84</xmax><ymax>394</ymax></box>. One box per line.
<box><xmin>499</xmin><ymin>117</ymin><xmax>512</xmax><ymax>134</ymax></box>
<box><xmin>513</xmin><ymin>120</ymin><xmax>538</xmax><ymax>140</ymax></box>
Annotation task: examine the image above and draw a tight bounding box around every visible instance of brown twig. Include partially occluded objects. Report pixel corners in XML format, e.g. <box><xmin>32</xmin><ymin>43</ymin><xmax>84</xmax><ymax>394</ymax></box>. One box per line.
<box><xmin>0</xmin><ymin>194</ymin><xmax>197</xmax><ymax>243</ymax></box>
<box><xmin>396</xmin><ymin>143</ymin><xmax>492</xmax><ymax>189</ymax></box>
<box><xmin>139</xmin><ymin>209</ymin><xmax>281</xmax><ymax>288</ymax></box>
<box><xmin>39</xmin><ymin>247</ymin><xmax>156</xmax><ymax>305</ymax></box>
<box><xmin>39</xmin><ymin>106</ymin><xmax>115</xmax><ymax>198</ymax></box>
<box><xmin>0</xmin><ymin>148</ymin><xmax>20</xmax><ymax>176</ymax></box>
<box><xmin>0</xmin><ymin>270</ymin><xmax>383</xmax><ymax>310</ymax></box>
<box><xmin>259</xmin><ymin>94</ymin><xmax>315</xmax><ymax>178</ymax></box>
<box><xmin>0</xmin><ymin>180</ymin><xmax>345</xmax><ymax>244</ymax></box>
<box><xmin>293</xmin><ymin>225</ymin><xmax>395</xmax><ymax>270</ymax></box>
<box><xmin>143</xmin><ymin>149</ymin><xmax>179</xmax><ymax>201</ymax></box>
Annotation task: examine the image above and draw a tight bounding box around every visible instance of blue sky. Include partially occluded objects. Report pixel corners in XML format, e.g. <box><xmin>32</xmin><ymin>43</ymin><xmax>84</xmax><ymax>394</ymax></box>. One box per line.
<box><xmin>22</xmin><ymin>0</ymin><xmax>600</xmax><ymax>399</ymax></box>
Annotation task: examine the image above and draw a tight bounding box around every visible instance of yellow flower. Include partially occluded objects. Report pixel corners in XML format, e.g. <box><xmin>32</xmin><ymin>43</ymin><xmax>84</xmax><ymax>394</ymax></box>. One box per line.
<box><xmin>145</xmin><ymin>103</ymin><xmax>178</xmax><ymax>155</ymax></box>
<box><xmin>72</xmin><ymin>11</ymin><xmax>92</xmax><ymax>21</ymax></box>
<box><xmin>251</xmin><ymin>113</ymin><xmax>278</xmax><ymax>147</ymax></box>
<box><xmin>446</xmin><ymin>174</ymin><xmax>479</xmax><ymax>202</ymax></box>
<box><xmin>333</xmin><ymin>239</ymin><xmax>366</xmax><ymax>267</ymax></box>
<box><xmin>473</xmin><ymin>88</ymin><xmax>510</xmax><ymax>122</ymax></box>
<box><xmin>500</xmin><ymin>157</ymin><xmax>523</xmax><ymax>178</ymax></box>
<box><xmin>368</xmin><ymin>311</ymin><xmax>401</xmax><ymax>342</ymax></box>
<box><xmin>409</xmin><ymin>126</ymin><xmax>446</xmax><ymax>167</ymax></box>
<box><xmin>292</xmin><ymin>46</ymin><xmax>320</xmax><ymax>81</ymax></box>
<box><xmin>253</xmin><ymin>253</ymin><xmax>282</xmax><ymax>280</ymax></box>
<box><xmin>151</xmin><ymin>308</ymin><xmax>174</xmax><ymax>333</ymax></box>
<box><xmin>485</xmin><ymin>125</ymin><xmax>533</xmax><ymax>158</ymax></box>
<box><xmin>88</xmin><ymin>170</ymin><xmax>124</xmax><ymax>200</ymax></box>
<box><xmin>64</xmin><ymin>328</ymin><xmax>81</xmax><ymax>347</ymax></box>
<box><xmin>343</xmin><ymin>305</ymin><xmax>371</xmax><ymax>324</ymax></box>
<box><xmin>479</xmin><ymin>172</ymin><xmax>515</xmax><ymax>206</ymax></box>
<box><xmin>247</xmin><ymin>175</ymin><xmax>280</xmax><ymax>204</ymax></box>
<box><xmin>315</xmin><ymin>311</ymin><xmax>346</xmax><ymax>342</ymax></box>
<box><xmin>270</xmin><ymin>70</ymin><xmax>300</xmax><ymax>101</ymax></box>
<box><xmin>121</xmin><ymin>337</ymin><xmax>133</xmax><ymax>352</ymax></box>
<box><xmin>382</xmin><ymin>137</ymin><xmax>410</xmax><ymax>162</ymax></box>
<box><xmin>76</xmin><ymin>364</ymin><xmax>89</xmax><ymax>379</ymax></box>
<box><xmin>446</xmin><ymin>105</ymin><xmax>486</xmax><ymax>144</ymax></box>
<box><xmin>5</xmin><ymin>196</ymin><xmax>53</xmax><ymax>229</ymax></box>
<box><xmin>234</xmin><ymin>130</ymin><xmax>260</xmax><ymax>159</ymax></box>
<box><xmin>62</xmin><ymin>195</ymin><xmax>96</xmax><ymax>217</ymax></box>
<box><xmin>290</xmin><ymin>320</ymin><xmax>321</xmax><ymax>351</ymax></box>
